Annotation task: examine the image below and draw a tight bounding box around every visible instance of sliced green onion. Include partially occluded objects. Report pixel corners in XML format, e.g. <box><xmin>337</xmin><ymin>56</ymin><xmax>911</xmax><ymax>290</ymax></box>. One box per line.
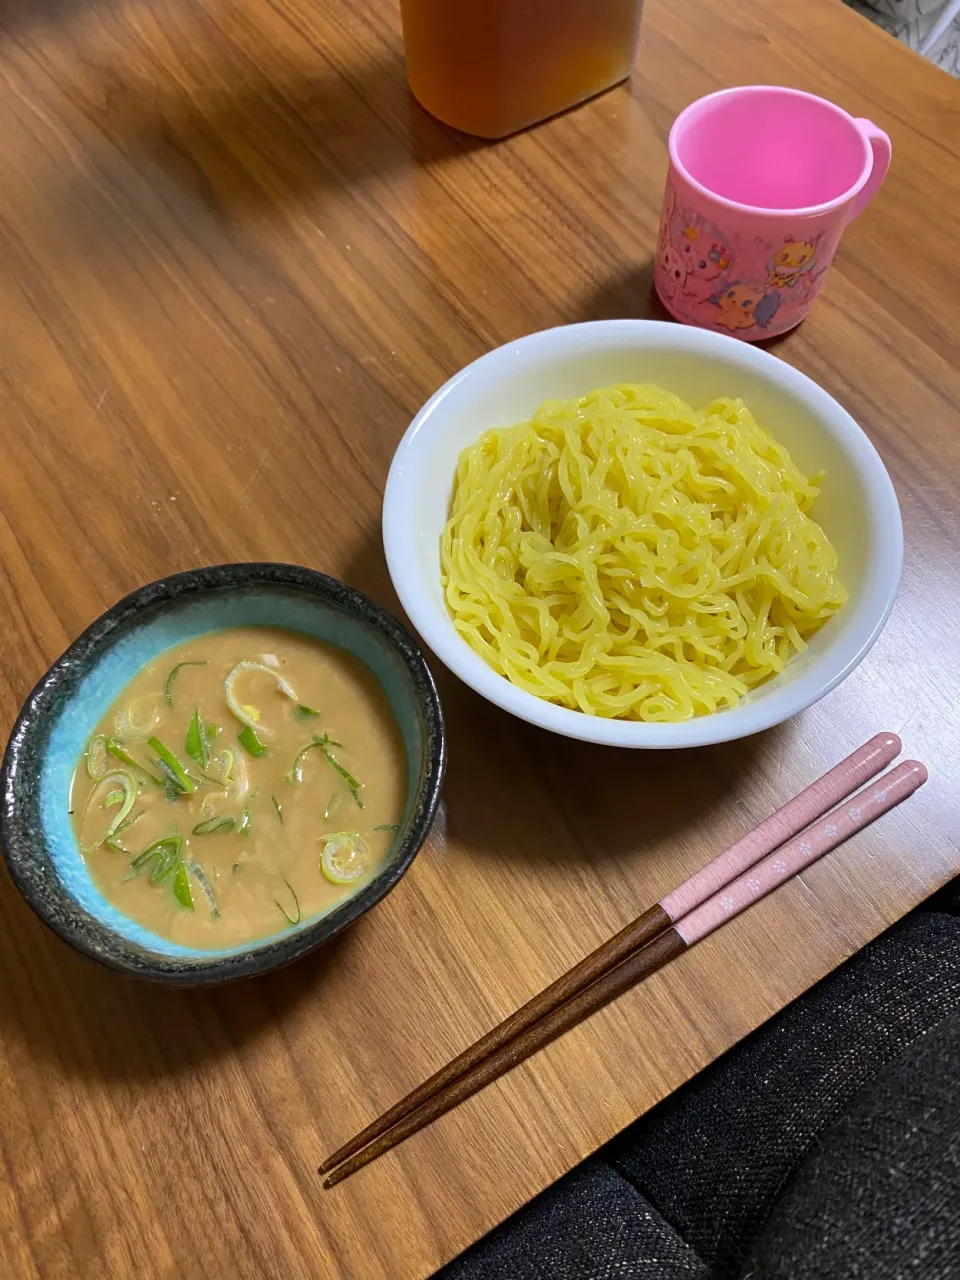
<box><xmin>323</xmin><ymin>793</ymin><xmax>340</xmax><ymax>823</ymax></box>
<box><xmin>114</xmin><ymin>813</ymin><xmax>142</xmax><ymax>837</ymax></box>
<box><xmin>372</xmin><ymin>824</ymin><xmax>401</xmax><ymax>832</ymax></box>
<box><xmin>204</xmin><ymin>749</ymin><xmax>235</xmax><ymax>788</ymax></box>
<box><xmin>238</xmin><ymin>806</ymin><xmax>251</xmax><ymax>836</ymax></box>
<box><xmin>85</xmin><ymin>735</ymin><xmax>109</xmax><ymax>780</ymax></box>
<box><xmin>191</xmin><ymin>817</ymin><xmax>235</xmax><ymax>836</ymax></box>
<box><xmin>321</xmin><ymin>832</ymin><xmax>369</xmax><ymax>884</ymax></box>
<box><xmin>274</xmin><ymin>878</ymin><xmax>301</xmax><ymax>926</ymax></box>
<box><xmin>147</xmin><ymin>737</ymin><xmax>196</xmax><ymax>795</ymax></box>
<box><xmin>272</xmin><ymin>795</ymin><xmax>283</xmax><ymax>825</ymax></box>
<box><xmin>128</xmin><ymin>836</ymin><xmax>193</xmax><ymax>898</ymax></box>
<box><xmin>173</xmin><ymin>861</ymin><xmax>194</xmax><ymax>909</ymax></box>
<box><xmin>104</xmin><ymin>810</ymin><xmax>142</xmax><ymax>855</ymax></box>
<box><xmin>322</xmin><ymin>748</ymin><xmax>364</xmax><ymax>809</ymax></box>
<box><xmin>107</xmin><ymin>738</ymin><xmax>162</xmax><ymax>785</ymax></box>
<box><xmin>285</xmin><ymin>734</ymin><xmax>341</xmax><ymax>785</ymax></box>
<box><xmin>165</xmin><ymin>660</ymin><xmax>207</xmax><ymax>707</ymax></box>
<box><xmin>238</xmin><ymin>725</ymin><xmax>267</xmax><ymax>758</ymax></box>
<box><xmin>131</xmin><ymin>835</ymin><xmax>182</xmax><ymax>870</ymax></box>
<box><xmin>114</xmin><ymin>694</ymin><xmax>162</xmax><ymax>741</ymax></box>
<box><xmin>129</xmin><ymin>836</ymin><xmax>184</xmax><ymax>889</ymax></box>
<box><xmin>186</xmin><ymin>857</ymin><xmax>218</xmax><ymax>918</ymax></box>
<box><xmin>156</xmin><ymin>760</ymin><xmax>183</xmax><ymax>802</ymax></box>
<box><xmin>295</xmin><ymin>704</ymin><xmax>320</xmax><ymax>719</ymax></box>
<box><xmin>185</xmin><ymin>710</ymin><xmax>209</xmax><ymax>771</ymax></box>
<box><xmin>82</xmin><ymin>772</ymin><xmax>136</xmax><ymax>847</ymax></box>
<box><xmin>151</xmin><ymin>846</ymin><xmax>181</xmax><ymax>883</ymax></box>
<box><xmin>225</xmin><ymin>659</ymin><xmax>297</xmax><ymax>735</ymax></box>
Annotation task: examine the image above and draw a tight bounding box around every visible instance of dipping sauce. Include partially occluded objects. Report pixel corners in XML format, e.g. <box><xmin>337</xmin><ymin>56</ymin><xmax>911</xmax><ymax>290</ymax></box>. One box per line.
<box><xmin>69</xmin><ymin>627</ymin><xmax>406</xmax><ymax>949</ymax></box>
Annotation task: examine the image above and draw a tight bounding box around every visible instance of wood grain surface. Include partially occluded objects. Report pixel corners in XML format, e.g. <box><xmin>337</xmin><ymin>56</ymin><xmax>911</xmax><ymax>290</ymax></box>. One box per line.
<box><xmin>0</xmin><ymin>0</ymin><xmax>958</xmax><ymax>1275</ymax></box>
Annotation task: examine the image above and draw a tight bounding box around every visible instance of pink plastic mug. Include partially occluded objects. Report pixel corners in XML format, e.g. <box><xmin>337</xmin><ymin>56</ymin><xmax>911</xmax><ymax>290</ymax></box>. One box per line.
<box><xmin>654</xmin><ymin>85</ymin><xmax>891</xmax><ymax>340</ymax></box>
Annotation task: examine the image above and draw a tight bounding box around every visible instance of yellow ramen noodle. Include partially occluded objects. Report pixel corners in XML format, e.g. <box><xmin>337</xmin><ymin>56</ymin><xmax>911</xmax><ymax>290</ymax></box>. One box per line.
<box><xmin>441</xmin><ymin>384</ymin><xmax>847</xmax><ymax>722</ymax></box>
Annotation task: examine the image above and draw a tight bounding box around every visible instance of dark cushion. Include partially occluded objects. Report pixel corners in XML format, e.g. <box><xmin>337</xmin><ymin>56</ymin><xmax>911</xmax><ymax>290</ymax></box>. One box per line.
<box><xmin>743</xmin><ymin>1007</ymin><xmax>960</xmax><ymax>1278</ymax></box>
<box><xmin>437</xmin><ymin>1159</ymin><xmax>709</xmax><ymax>1280</ymax></box>
<box><xmin>606</xmin><ymin>911</ymin><xmax>960</xmax><ymax>1277</ymax></box>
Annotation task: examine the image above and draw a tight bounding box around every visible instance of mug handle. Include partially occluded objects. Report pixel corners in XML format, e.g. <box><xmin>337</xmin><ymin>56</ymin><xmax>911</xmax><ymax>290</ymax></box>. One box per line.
<box><xmin>849</xmin><ymin>119</ymin><xmax>892</xmax><ymax>221</ymax></box>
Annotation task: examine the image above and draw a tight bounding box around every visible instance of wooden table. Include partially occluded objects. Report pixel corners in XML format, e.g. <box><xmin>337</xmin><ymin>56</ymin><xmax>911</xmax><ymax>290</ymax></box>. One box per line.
<box><xmin>0</xmin><ymin>0</ymin><xmax>958</xmax><ymax>1275</ymax></box>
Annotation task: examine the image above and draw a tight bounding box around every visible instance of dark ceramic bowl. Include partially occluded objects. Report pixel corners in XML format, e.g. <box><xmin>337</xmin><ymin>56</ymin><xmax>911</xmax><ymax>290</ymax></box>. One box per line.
<box><xmin>0</xmin><ymin>563</ymin><xmax>445</xmax><ymax>985</ymax></box>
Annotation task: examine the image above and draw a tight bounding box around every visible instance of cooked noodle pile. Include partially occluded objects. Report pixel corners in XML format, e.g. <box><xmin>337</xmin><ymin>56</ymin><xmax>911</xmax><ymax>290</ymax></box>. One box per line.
<box><xmin>441</xmin><ymin>384</ymin><xmax>846</xmax><ymax>721</ymax></box>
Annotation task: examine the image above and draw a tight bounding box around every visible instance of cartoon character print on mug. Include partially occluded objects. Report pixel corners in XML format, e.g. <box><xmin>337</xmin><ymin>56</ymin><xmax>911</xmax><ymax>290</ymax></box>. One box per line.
<box><xmin>709</xmin><ymin>228</ymin><xmax>839</xmax><ymax>334</ymax></box>
<box><xmin>658</xmin><ymin>205</ymin><xmax>841</xmax><ymax>338</ymax></box>
<box><xmin>656</xmin><ymin>206</ymin><xmax>732</xmax><ymax>317</ymax></box>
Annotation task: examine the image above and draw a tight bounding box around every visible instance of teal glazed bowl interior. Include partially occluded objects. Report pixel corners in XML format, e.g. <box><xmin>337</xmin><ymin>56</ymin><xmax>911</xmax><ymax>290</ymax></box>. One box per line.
<box><xmin>0</xmin><ymin>563</ymin><xmax>445</xmax><ymax>984</ymax></box>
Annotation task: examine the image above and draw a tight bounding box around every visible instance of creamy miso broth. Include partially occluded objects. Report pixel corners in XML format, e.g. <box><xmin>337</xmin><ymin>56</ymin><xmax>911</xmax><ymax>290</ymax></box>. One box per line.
<box><xmin>69</xmin><ymin>627</ymin><xmax>406</xmax><ymax>949</ymax></box>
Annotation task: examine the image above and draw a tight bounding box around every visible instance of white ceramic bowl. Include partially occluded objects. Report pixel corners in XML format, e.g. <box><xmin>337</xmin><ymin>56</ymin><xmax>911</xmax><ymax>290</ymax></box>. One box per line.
<box><xmin>382</xmin><ymin>321</ymin><xmax>902</xmax><ymax>748</ymax></box>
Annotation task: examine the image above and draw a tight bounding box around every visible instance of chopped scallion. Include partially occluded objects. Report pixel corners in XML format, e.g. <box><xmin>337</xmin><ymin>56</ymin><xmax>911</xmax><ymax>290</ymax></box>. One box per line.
<box><xmin>147</xmin><ymin>736</ymin><xmax>197</xmax><ymax>795</ymax></box>
<box><xmin>156</xmin><ymin>759</ymin><xmax>183</xmax><ymax>802</ymax></box>
<box><xmin>185</xmin><ymin>709</ymin><xmax>209</xmax><ymax>771</ymax></box>
<box><xmin>150</xmin><ymin>847</ymin><xmax>180</xmax><ymax>883</ymax></box>
<box><xmin>224</xmin><ymin>659</ymin><xmax>297</xmax><ymax>734</ymax></box>
<box><xmin>114</xmin><ymin>695</ymin><xmax>161</xmax><ymax>741</ymax></box>
<box><xmin>186</xmin><ymin>857</ymin><xmax>218</xmax><ymax>918</ymax></box>
<box><xmin>274</xmin><ymin>878</ymin><xmax>301</xmax><ymax>926</ymax></box>
<box><xmin>238</xmin><ymin>724</ymin><xmax>267</xmax><ymax>758</ymax></box>
<box><xmin>272</xmin><ymin>795</ymin><xmax>283</xmax><ymax>825</ymax></box>
<box><xmin>130</xmin><ymin>835</ymin><xmax>180</xmax><ymax>871</ymax></box>
<box><xmin>106</xmin><ymin>737</ymin><xmax>162</xmax><ymax>785</ymax></box>
<box><xmin>114</xmin><ymin>813</ymin><xmax>143</xmax><ymax>837</ymax></box>
<box><xmin>81</xmin><ymin>771</ymin><xmax>136</xmax><ymax>847</ymax></box>
<box><xmin>322</xmin><ymin>748</ymin><xmax>364</xmax><ymax>809</ymax></box>
<box><xmin>191</xmin><ymin>816</ymin><xmax>235</xmax><ymax>836</ymax></box>
<box><xmin>165</xmin><ymin>660</ymin><xmax>207</xmax><ymax>707</ymax></box>
<box><xmin>285</xmin><ymin>734</ymin><xmax>341</xmax><ymax>785</ymax></box>
<box><xmin>85</xmin><ymin>735</ymin><xmax>109</xmax><ymax>780</ymax></box>
<box><xmin>173</xmin><ymin>861</ymin><xmax>194</xmax><ymax>909</ymax></box>
<box><xmin>106</xmin><ymin>813</ymin><xmax>143</xmax><ymax>853</ymax></box>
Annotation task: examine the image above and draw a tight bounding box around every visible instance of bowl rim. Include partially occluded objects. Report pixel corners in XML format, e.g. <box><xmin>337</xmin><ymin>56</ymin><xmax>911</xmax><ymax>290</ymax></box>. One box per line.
<box><xmin>382</xmin><ymin>319</ymin><xmax>903</xmax><ymax>749</ymax></box>
<box><xmin>0</xmin><ymin>562</ymin><xmax>445</xmax><ymax>983</ymax></box>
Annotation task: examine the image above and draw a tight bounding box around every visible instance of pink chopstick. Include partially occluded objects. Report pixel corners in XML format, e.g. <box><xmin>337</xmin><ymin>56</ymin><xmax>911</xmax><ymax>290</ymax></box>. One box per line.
<box><xmin>677</xmin><ymin>759</ymin><xmax>927</xmax><ymax>944</ymax></box>
<box><xmin>660</xmin><ymin>731</ymin><xmax>901</xmax><ymax>921</ymax></box>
